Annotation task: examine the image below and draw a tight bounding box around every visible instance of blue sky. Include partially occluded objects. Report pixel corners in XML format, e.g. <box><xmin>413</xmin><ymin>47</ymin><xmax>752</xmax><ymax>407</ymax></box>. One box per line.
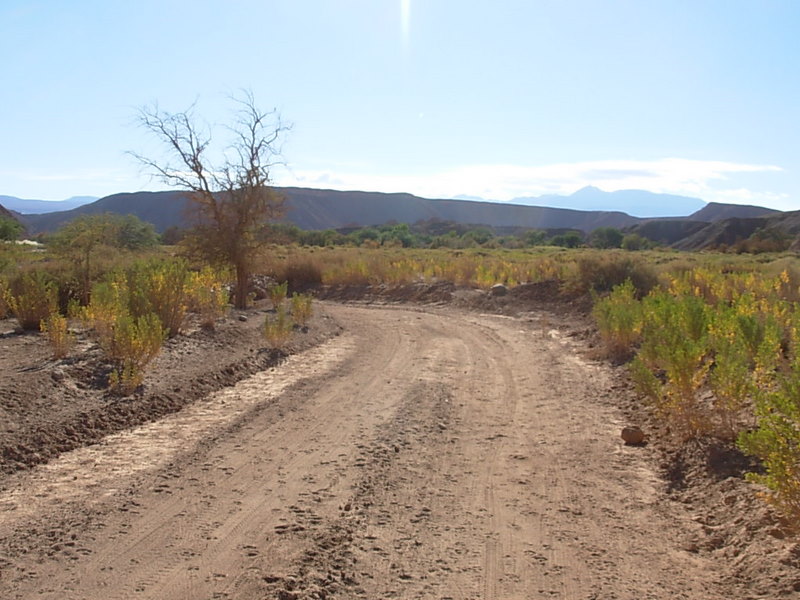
<box><xmin>1</xmin><ymin>0</ymin><xmax>799</xmax><ymax>210</ymax></box>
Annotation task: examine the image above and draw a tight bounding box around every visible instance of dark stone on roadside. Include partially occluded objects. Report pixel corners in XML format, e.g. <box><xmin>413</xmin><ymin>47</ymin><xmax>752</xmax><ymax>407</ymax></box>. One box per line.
<box><xmin>489</xmin><ymin>283</ymin><xmax>508</xmax><ymax>297</ymax></box>
<box><xmin>238</xmin><ymin>315</ymin><xmax>248</xmax><ymax>322</ymax></box>
<box><xmin>621</xmin><ymin>426</ymin><xmax>645</xmax><ymax>445</ymax></box>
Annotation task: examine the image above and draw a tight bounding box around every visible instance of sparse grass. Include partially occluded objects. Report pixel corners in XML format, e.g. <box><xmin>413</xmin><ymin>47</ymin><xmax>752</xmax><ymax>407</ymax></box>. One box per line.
<box><xmin>267</xmin><ymin>281</ymin><xmax>288</xmax><ymax>309</ymax></box>
<box><xmin>263</xmin><ymin>305</ymin><xmax>293</xmax><ymax>349</ymax></box>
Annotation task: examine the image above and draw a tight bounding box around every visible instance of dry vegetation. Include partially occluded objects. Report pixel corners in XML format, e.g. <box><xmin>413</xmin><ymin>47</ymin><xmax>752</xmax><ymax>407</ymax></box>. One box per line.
<box><xmin>255</xmin><ymin>244</ymin><xmax>800</xmax><ymax>527</ymax></box>
<box><xmin>3</xmin><ymin>235</ymin><xmax>800</xmax><ymax>532</ymax></box>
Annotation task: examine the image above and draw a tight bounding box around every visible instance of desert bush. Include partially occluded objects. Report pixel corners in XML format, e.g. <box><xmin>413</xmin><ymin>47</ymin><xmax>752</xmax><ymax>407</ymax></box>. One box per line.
<box><xmin>268</xmin><ymin>281</ymin><xmax>289</xmax><ymax>309</ymax></box>
<box><xmin>738</xmin><ymin>362</ymin><xmax>800</xmax><ymax>525</ymax></box>
<box><xmin>83</xmin><ymin>277</ymin><xmax>129</xmax><ymax>353</ymax></box>
<box><xmin>708</xmin><ymin>341</ymin><xmax>753</xmax><ymax>440</ymax></box>
<box><xmin>281</xmin><ymin>258</ymin><xmax>323</xmax><ymax>292</ymax></box>
<box><xmin>636</xmin><ymin>292</ymin><xmax>713</xmax><ymax>438</ymax></box>
<box><xmin>189</xmin><ymin>266</ymin><xmax>230</xmax><ymax>329</ymax></box>
<box><xmin>83</xmin><ymin>275</ymin><xmax>166</xmax><ymax>394</ymax></box>
<box><xmin>290</xmin><ymin>293</ymin><xmax>313</xmax><ymax>327</ymax></box>
<box><xmin>592</xmin><ymin>280</ymin><xmax>643</xmax><ymax>360</ymax></box>
<box><xmin>7</xmin><ymin>270</ymin><xmax>58</xmax><ymax>330</ymax></box>
<box><xmin>0</xmin><ymin>278</ymin><xmax>9</xmax><ymax>319</ymax></box>
<box><xmin>564</xmin><ymin>253</ymin><xmax>658</xmax><ymax>297</ymax></box>
<box><xmin>263</xmin><ymin>305</ymin><xmax>293</xmax><ymax>349</ymax></box>
<box><xmin>107</xmin><ymin>312</ymin><xmax>166</xmax><ymax>395</ymax></box>
<box><xmin>629</xmin><ymin>356</ymin><xmax>665</xmax><ymax>406</ymax></box>
<box><xmin>40</xmin><ymin>311</ymin><xmax>74</xmax><ymax>359</ymax></box>
<box><xmin>127</xmin><ymin>259</ymin><xmax>192</xmax><ymax>337</ymax></box>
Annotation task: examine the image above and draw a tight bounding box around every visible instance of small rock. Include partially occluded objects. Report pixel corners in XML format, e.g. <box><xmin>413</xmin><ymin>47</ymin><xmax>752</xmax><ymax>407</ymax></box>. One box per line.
<box><xmin>489</xmin><ymin>283</ymin><xmax>508</xmax><ymax>297</ymax></box>
<box><xmin>769</xmin><ymin>527</ymin><xmax>786</xmax><ymax>540</ymax></box>
<box><xmin>238</xmin><ymin>315</ymin><xmax>248</xmax><ymax>322</ymax></box>
<box><xmin>621</xmin><ymin>426</ymin><xmax>645</xmax><ymax>445</ymax></box>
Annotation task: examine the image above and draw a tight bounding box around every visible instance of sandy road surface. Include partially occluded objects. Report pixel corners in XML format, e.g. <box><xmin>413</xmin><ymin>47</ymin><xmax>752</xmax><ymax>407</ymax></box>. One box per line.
<box><xmin>0</xmin><ymin>303</ymin><xmax>728</xmax><ymax>599</ymax></box>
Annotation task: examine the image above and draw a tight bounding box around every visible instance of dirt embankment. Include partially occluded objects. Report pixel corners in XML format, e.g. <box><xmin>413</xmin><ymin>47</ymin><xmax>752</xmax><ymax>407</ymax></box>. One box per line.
<box><xmin>0</xmin><ymin>284</ymin><xmax>798</xmax><ymax>599</ymax></box>
<box><xmin>0</xmin><ymin>303</ymin><xmax>343</xmax><ymax>476</ymax></box>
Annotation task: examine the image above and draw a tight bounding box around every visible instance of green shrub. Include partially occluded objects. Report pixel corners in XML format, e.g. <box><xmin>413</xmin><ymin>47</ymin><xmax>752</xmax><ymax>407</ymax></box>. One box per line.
<box><xmin>7</xmin><ymin>270</ymin><xmax>58</xmax><ymax>330</ymax></box>
<box><xmin>83</xmin><ymin>277</ymin><xmax>129</xmax><ymax>353</ymax></box>
<box><xmin>189</xmin><ymin>266</ymin><xmax>230</xmax><ymax>330</ymax></box>
<box><xmin>564</xmin><ymin>253</ymin><xmax>658</xmax><ymax>297</ymax></box>
<box><xmin>40</xmin><ymin>311</ymin><xmax>74</xmax><ymax>359</ymax></box>
<box><xmin>108</xmin><ymin>312</ymin><xmax>166</xmax><ymax>395</ymax></box>
<box><xmin>127</xmin><ymin>259</ymin><xmax>192</xmax><ymax>337</ymax></box>
<box><xmin>0</xmin><ymin>215</ymin><xmax>24</xmax><ymax>241</ymax></box>
<box><xmin>621</xmin><ymin>233</ymin><xmax>650</xmax><ymax>251</ymax></box>
<box><xmin>636</xmin><ymin>292</ymin><xmax>713</xmax><ymax>438</ymax></box>
<box><xmin>0</xmin><ymin>278</ymin><xmax>9</xmax><ymax>319</ymax></box>
<box><xmin>592</xmin><ymin>280</ymin><xmax>643</xmax><ymax>359</ymax></box>
<box><xmin>588</xmin><ymin>227</ymin><xmax>623</xmax><ymax>249</ymax></box>
<box><xmin>267</xmin><ymin>281</ymin><xmax>288</xmax><ymax>310</ymax></box>
<box><xmin>263</xmin><ymin>305</ymin><xmax>293</xmax><ymax>349</ymax></box>
<box><xmin>290</xmin><ymin>293</ymin><xmax>313</xmax><ymax>327</ymax></box>
<box><xmin>738</xmin><ymin>364</ymin><xmax>800</xmax><ymax>524</ymax></box>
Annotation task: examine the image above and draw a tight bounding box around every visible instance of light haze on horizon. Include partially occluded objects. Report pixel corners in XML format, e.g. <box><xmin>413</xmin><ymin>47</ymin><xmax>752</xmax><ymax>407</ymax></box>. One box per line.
<box><xmin>1</xmin><ymin>0</ymin><xmax>798</xmax><ymax>211</ymax></box>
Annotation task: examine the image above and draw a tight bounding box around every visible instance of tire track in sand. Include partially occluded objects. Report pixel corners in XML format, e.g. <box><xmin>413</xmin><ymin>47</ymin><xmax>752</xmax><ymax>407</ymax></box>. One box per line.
<box><xmin>1</xmin><ymin>304</ymin><xmax>734</xmax><ymax>599</ymax></box>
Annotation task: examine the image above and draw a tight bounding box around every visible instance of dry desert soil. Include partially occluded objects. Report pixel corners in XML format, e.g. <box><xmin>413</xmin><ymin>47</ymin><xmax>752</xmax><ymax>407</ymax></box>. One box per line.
<box><xmin>0</xmin><ymin>283</ymin><xmax>799</xmax><ymax>599</ymax></box>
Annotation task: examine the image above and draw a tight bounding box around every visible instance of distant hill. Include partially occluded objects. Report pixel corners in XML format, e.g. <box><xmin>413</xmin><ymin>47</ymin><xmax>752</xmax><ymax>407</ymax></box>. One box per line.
<box><xmin>689</xmin><ymin>202</ymin><xmax>779</xmax><ymax>222</ymax></box>
<box><xmin>280</xmin><ymin>187</ymin><xmax>640</xmax><ymax>232</ymax></box>
<box><xmin>512</xmin><ymin>186</ymin><xmax>706</xmax><ymax>218</ymax></box>
<box><xmin>0</xmin><ymin>195</ymin><xmax>98</xmax><ymax>214</ymax></box>
<box><xmin>673</xmin><ymin>210</ymin><xmax>800</xmax><ymax>251</ymax></box>
<box><xmin>623</xmin><ymin>220</ymin><xmax>710</xmax><ymax>246</ymax></box>
<box><xmin>672</xmin><ymin>217</ymin><xmax>768</xmax><ymax>250</ymax></box>
<box><xmin>19</xmin><ymin>188</ymin><xmax>643</xmax><ymax>235</ymax></box>
<box><xmin>19</xmin><ymin>191</ymin><xmax>191</xmax><ymax>234</ymax></box>
<box><xmin>0</xmin><ymin>203</ymin><xmax>16</xmax><ymax>222</ymax></box>
<box><xmin>12</xmin><ymin>186</ymin><xmax>787</xmax><ymax>251</ymax></box>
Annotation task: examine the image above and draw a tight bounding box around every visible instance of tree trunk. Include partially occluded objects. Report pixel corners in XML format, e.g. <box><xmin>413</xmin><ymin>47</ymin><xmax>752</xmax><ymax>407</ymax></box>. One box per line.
<box><xmin>234</xmin><ymin>261</ymin><xmax>249</xmax><ymax>309</ymax></box>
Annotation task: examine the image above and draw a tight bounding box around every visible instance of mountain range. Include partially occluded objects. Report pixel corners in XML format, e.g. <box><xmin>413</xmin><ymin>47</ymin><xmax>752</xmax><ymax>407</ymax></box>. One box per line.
<box><xmin>1</xmin><ymin>187</ymin><xmax>794</xmax><ymax>251</ymax></box>
<box><xmin>0</xmin><ymin>195</ymin><xmax>98</xmax><ymax>214</ymax></box>
<box><xmin>510</xmin><ymin>186</ymin><xmax>708</xmax><ymax>217</ymax></box>
<box><xmin>0</xmin><ymin>187</ymin><xmax>714</xmax><ymax>218</ymax></box>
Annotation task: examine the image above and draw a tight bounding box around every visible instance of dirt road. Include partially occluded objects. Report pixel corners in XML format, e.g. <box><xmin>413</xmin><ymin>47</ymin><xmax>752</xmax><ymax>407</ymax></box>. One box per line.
<box><xmin>0</xmin><ymin>303</ymin><xmax>729</xmax><ymax>599</ymax></box>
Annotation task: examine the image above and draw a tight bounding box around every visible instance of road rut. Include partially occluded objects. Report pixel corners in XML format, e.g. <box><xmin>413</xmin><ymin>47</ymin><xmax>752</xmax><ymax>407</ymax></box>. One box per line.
<box><xmin>0</xmin><ymin>304</ymin><xmax>727</xmax><ymax>599</ymax></box>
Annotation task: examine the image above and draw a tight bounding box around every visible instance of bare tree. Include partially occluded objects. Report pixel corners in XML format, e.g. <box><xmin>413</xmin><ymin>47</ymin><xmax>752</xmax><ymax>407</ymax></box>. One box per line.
<box><xmin>132</xmin><ymin>92</ymin><xmax>288</xmax><ymax>308</ymax></box>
